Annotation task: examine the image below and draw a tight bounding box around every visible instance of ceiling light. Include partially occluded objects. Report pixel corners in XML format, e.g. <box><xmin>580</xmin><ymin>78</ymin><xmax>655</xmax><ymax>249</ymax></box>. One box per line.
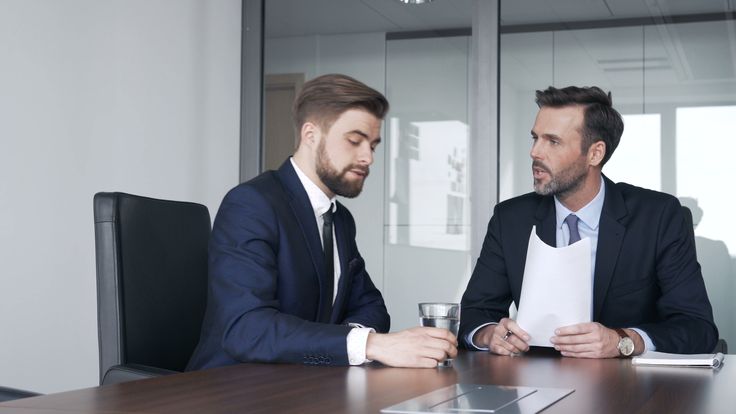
<box><xmin>397</xmin><ymin>0</ymin><xmax>433</xmax><ymax>4</ymax></box>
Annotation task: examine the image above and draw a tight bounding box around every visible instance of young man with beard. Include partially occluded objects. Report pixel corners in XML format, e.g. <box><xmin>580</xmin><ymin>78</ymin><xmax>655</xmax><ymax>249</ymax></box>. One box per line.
<box><xmin>459</xmin><ymin>86</ymin><xmax>717</xmax><ymax>358</ymax></box>
<box><xmin>187</xmin><ymin>74</ymin><xmax>457</xmax><ymax>370</ymax></box>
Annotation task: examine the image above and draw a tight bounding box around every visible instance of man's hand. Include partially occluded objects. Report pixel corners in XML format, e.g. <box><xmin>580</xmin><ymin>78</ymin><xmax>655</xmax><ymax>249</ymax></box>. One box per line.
<box><xmin>366</xmin><ymin>327</ymin><xmax>457</xmax><ymax>368</ymax></box>
<box><xmin>550</xmin><ymin>322</ymin><xmax>643</xmax><ymax>358</ymax></box>
<box><xmin>474</xmin><ymin>318</ymin><xmax>530</xmax><ymax>356</ymax></box>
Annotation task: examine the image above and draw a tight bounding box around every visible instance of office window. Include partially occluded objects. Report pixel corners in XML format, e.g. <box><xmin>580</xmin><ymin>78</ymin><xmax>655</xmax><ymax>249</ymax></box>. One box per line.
<box><xmin>605</xmin><ymin>113</ymin><xmax>661</xmax><ymax>191</ymax></box>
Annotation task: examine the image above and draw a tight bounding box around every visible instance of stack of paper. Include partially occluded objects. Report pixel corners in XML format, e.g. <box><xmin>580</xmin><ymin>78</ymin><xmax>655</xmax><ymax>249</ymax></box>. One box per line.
<box><xmin>632</xmin><ymin>351</ymin><xmax>725</xmax><ymax>369</ymax></box>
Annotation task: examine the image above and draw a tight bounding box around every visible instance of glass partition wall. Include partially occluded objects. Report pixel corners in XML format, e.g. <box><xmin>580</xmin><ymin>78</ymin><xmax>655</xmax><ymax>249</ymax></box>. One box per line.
<box><xmin>384</xmin><ymin>34</ymin><xmax>472</xmax><ymax>329</ymax></box>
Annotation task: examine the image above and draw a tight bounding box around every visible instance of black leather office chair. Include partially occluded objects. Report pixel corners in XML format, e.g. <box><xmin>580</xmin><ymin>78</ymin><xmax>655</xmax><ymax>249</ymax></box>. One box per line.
<box><xmin>0</xmin><ymin>386</ymin><xmax>39</xmax><ymax>403</ymax></box>
<box><xmin>93</xmin><ymin>192</ymin><xmax>210</xmax><ymax>385</ymax></box>
<box><xmin>681</xmin><ymin>205</ymin><xmax>728</xmax><ymax>354</ymax></box>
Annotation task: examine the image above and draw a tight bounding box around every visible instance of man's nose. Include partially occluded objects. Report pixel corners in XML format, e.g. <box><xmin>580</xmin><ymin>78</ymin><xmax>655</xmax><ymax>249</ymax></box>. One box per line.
<box><xmin>530</xmin><ymin>140</ymin><xmax>542</xmax><ymax>160</ymax></box>
<box><xmin>358</xmin><ymin>142</ymin><xmax>374</xmax><ymax>166</ymax></box>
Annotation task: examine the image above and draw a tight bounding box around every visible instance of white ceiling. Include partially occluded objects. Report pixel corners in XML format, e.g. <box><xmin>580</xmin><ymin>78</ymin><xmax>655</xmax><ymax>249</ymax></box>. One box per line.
<box><xmin>501</xmin><ymin>0</ymin><xmax>732</xmax><ymax>25</ymax></box>
<box><xmin>265</xmin><ymin>0</ymin><xmax>734</xmax><ymax>38</ymax></box>
<box><xmin>264</xmin><ymin>0</ymin><xmax>736</xmax><ymax>94</ymax></box>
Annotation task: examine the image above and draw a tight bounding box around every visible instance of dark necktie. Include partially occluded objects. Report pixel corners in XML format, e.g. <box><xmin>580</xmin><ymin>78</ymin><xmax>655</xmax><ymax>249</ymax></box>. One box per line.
<box><xmin>565</xmin><ymin>214</ymin><xmax>581</xmax><ymax>245</ymax></box>
<box><xmin>321</xmin><ymin>209</ymin><xmax>334</xmax><ymax>322</ymax></box>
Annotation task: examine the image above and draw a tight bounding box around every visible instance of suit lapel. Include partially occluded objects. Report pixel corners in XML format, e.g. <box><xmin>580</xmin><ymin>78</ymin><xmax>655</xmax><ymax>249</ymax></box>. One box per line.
<box><xmin>534</xmin><ymin>196</ymin><xmax>557</xmax><ymax>247</ymax></box>
<box><xmin>275</xmin><ymin>160</ymin><xmax>331</xmax><ymax>321</ymax></box>
<box><xmin>593</xmin><ymin>176</ymin><xmax>627</xmax><ymax>320</ymax></box>
<box><xmin>330</xmin><ymin>204</ymin><xmax>351</xmax><ymax>323</ymax></box>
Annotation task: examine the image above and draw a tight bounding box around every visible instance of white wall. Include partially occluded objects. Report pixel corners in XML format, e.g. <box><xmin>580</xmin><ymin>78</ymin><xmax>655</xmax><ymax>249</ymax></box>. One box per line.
<box><xmin>0</xmin><ymin>0</ymin><xmax>241</xmax><ymax>393</ymax></box>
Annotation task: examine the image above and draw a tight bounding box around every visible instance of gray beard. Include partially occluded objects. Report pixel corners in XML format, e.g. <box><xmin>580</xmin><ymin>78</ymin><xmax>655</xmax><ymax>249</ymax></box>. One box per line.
<box><xmin>533</xmin><ymin>160</ymin><xmax>587</xmax><ymax>198</ymax></box>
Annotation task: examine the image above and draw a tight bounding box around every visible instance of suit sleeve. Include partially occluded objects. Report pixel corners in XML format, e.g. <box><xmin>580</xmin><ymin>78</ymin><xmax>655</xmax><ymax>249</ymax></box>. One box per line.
<box><xmin>636</xmin><ymin>197</ymin><xmax>719</xmax><ymax>353</ymax></box>
<box><xmin>209</xmin><ymin>186</ymin><xmax>352</xmax><ymax>365</ymax></box>
<box><xmin>459</xmin><ymin>205</ymin><xmax>514</xmax><ymax>349</ymax></box>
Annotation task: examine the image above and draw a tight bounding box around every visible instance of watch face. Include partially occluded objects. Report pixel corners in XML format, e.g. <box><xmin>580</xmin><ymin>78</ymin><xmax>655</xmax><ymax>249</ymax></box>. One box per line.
<box><xmin>619</xmin><ymin>337</ymin><xmax>635</xmax><ymax>356</ymax></box>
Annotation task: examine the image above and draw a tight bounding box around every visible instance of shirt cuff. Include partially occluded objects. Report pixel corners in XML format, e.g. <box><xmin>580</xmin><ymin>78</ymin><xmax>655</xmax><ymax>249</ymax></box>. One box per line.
<box><xmin>465</xmin><ymin>322</ymin><xmax>497</xmax><ymax>351</ymax></box>
<box><xmin>631</xmin><ymin>328</ymin><xmax>656</xmax><ymax>352</ymax></box>
<box><xmin>347</xmin><ymin>326</ymin><xmax>375</xmax><ymax>365</ymax></box>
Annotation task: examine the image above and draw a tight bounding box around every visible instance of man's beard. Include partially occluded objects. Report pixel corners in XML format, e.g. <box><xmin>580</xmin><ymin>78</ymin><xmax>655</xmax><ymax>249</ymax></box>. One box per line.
<box><xmin>533</xmin><ymin>157</ymin><xmax>587</xmax><ymax>198</ymax></box>
<box><xmin>315</xmin><ymin>140</ymin><xmax>369</xmax><ymax>198</ymax></box>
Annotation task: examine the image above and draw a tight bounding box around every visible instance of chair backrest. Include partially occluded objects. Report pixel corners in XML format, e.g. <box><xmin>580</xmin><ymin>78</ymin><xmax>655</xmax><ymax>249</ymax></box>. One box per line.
<box><xmin>94</xmin><ymin>192</ymin><xmax>210</xmax><ymax>383</ymax></box>
<box><xmin>0</xmin><ymin>386</ymin><xmax>40</xmax><ymax>402</ymax></box>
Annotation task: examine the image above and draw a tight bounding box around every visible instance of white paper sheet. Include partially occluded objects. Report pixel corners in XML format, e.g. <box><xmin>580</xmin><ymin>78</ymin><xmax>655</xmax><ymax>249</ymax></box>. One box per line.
<box><xmin>515</xmin><ymin>226</ymin><xmax>592</xmax><ymax>347</ymax></box>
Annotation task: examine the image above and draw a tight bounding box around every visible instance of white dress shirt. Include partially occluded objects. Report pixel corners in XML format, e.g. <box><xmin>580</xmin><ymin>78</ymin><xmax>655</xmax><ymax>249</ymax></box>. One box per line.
<box><xmin>290</xmin><ymin>158</ymin><xmax>373</xmax><ymax>365</ymax></box>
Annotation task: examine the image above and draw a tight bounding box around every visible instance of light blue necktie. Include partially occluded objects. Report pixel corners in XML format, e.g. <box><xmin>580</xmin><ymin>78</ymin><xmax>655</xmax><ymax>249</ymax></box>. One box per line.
<box><xmin>565</xmin><ymin>214</ymin><xmax>581</xmax><ymax>245</ymax></box>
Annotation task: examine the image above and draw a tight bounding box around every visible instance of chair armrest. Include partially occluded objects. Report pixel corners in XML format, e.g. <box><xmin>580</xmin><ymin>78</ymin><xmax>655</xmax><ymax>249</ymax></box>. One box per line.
<box><xmin>0</xmin><ymin>386</ymin><xmax>41</xmax><ymax>402</ymax></box>
<box><xmin>101</xmin><ymin>363</ymin><xmax>179</xmax><ymax>385</ymax></box>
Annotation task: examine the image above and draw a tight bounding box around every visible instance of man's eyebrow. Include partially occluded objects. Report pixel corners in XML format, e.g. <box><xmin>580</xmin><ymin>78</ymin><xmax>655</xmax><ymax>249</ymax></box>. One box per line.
<box><xmin>531</xmin><ymin>129</ymin><xmax>561</xmax><ymax>140</ymax></box>
<box><xmin>346</xmin><ymin>129</ymin><xmax>369</xmax><ymax>138</ymax></box>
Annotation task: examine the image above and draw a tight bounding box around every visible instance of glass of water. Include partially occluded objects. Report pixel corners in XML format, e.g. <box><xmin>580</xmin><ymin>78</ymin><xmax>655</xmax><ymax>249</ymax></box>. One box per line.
<box><xmin>418</xmin><ymin>302</ymin><xmax>460</xmax><ymax>367</ymax></box>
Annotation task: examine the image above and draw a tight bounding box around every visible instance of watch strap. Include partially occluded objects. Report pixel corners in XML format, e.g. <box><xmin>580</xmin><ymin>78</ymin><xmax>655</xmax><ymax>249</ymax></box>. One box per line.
<box><xmin>614</xmin><ymin>328</ymin><xmax>629</xmax><ymax>340</ymax></box>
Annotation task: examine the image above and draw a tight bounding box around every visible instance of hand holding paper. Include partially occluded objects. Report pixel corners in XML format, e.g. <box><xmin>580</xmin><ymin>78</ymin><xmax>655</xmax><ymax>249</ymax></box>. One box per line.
<box><xmin>550</xmin><ymin>322</ymin><xmax>625</xmax><ymax>358</ymax></box>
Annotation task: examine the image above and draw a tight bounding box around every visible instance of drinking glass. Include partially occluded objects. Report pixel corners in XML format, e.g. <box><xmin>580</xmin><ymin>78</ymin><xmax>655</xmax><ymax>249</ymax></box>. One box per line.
<box><xmin>418</xmin><ymin>302</ymin><xmax>460</xmax><ymax>367</ymax></box>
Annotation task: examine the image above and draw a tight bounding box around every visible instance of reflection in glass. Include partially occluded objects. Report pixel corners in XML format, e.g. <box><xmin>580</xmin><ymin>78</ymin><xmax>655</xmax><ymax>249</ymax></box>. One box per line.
<box><xmin>384</xmin><ymin>35</ymin><xmax>471</xmax><ymax>330</ymax></box>
<box><xmin>388</xmin><ymin>120</ymin><xmax>469</xmax><ymax>250</ymax></box>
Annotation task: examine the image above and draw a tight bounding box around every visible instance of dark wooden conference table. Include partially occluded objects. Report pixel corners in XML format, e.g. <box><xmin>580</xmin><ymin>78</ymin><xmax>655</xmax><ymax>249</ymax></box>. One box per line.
<box><xmin>1</xmin><ymin>349</ymin><xmax>732</xmax><ymax>414</ymax></box>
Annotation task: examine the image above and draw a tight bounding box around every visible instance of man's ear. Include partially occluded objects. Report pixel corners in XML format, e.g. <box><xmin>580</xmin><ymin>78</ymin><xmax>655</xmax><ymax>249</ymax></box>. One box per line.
<box><xmin>589</xmin><ymin>141</ymin><xmax>606</xmax><ymax>167</ymax></box>
<box><xmin>299</xmin><ymin>121</ymin><xmax>320</xmax><ymax>149</ymax></box>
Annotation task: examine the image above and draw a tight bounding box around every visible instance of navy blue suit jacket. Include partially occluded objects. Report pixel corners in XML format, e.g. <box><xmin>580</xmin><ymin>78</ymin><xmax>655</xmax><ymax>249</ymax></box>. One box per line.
<box><xmin>460</xmin><ymin>176</ymin><xmax>718</xmax><ymax>354</ymax></box>
<box><xmin>187</xmin><ymin>160</ymin><xmax>389</xmax><ymax>369</ymax></box>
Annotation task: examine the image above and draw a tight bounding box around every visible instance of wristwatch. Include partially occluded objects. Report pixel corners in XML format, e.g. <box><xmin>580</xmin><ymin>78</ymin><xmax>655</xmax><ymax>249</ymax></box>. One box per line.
<box><xmin>615</xmin><ymin>328</ymin><xmax>635</xmax><ymax>357</ymax></box>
